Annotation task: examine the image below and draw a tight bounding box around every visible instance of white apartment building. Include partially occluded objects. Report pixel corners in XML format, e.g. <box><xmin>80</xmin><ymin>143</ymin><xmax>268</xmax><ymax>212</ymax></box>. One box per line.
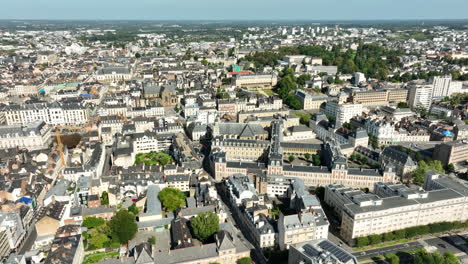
<box><xmin>365</xmin><ymin>118</ymin><xmax>430</xmax><ymax>144</ymax></box>
<box><xmin>431</xmin><ymin>76</ymin><xmax>463</xmax><ymax>98</ymax></box>
<box><xmin>408</xmin><ymin>84</ymin><xmax>433</xmax><ymax>110</ymax></box>
<box><xmin>0</xmin><ymin>121</ymin><xmax>51</xmax><ymax>150</ymax></box>
<box><xmin>132</xmin><ymin>131</ymin><xmax>171</xmax><ymax>155</ymax></box>
<box><xmin>353</xmin><ymin>72</ymin><xmax>366</xmax><ymax>85</ymax></box>
<box><xmin>323</xmin><ymin>101</ymin><xmax>363</xmax><ymax>128</ymax></box>
<box><xmin>3</xmin><ymin>103</ymin><xmax>88</xmax><ymax>126</ymax></box>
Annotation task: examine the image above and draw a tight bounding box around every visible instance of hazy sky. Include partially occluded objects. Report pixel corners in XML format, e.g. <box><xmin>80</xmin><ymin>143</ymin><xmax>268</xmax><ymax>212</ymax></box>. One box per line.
<box><xmin>1</xmin><ymin>0</ymin><xmax>467</xmax><ymax>20</ymax></box>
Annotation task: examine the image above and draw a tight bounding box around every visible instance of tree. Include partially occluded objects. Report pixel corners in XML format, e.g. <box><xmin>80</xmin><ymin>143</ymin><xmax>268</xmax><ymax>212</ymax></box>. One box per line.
<box><xmin>304</xmin><ymin>153</ymin><xmax>311</xmax><ymax>161</ymax></box>
<box><xmin>393</xmin><ymin>229</ymin><xmax>406</xmax><ymax>239</ymax></box>
<box><xmin>108</xmin><ymin>210</ymin><xmax>138</xmax><ymax>244</ymax></box>
<box><xmin>88</xmin><ymin>228</ymin><xmax>110</xmax><ymax>249</ymax></box>
<box><xmin>355</xmin><ymin>236</ymin><xmax>369</xmax><ymax>247</ymax></box>
<box><xmin>82</xmin><ymin>217</ymin><xmax>105</xmax><ymax>229</ymax></box>
<box><xmin>191</xmin><ymin>211</ymin><xmax>219</xmax><ymax>242</ymax></box>
<box><xmin>385</xmin><ymin>253</ymin><xmax>400</xmax><ymax>264</ymax></box>
<box><xmin>444</xmin><ymin>251</ymin><xmax>460</xmax><ymax>264</ymax></box>
<box><xmin>135</xmin><ymin>53</ymin><xmax>141</xmax><ymax>58</ymax></box>
<box><xmin>101</xmin><ymin>191</ymin><xmax>109</xmax><ymax>205</ymax></box>
<box><xmin>128</xmin><ymin>203</ymin><xmax>139</xmax><ymax>215</ymax></box>
<box><xmin>289</xmin><ymin>155</ymin><xmax>295</xmax><ymax>163</ymax></box>
<box><xmin>158</xmin><ymin>187</ymin><xmax>186</xmax><ymax>212</ymax></box>
<box><xmin>237</xmin><ymin>257</ymin><xmax>252</xmax><ymax>264</ymax></box>
<box><xmin>312</xmin><ymin>155</ymin><xmax>321</xmax><ymax>166</ymax></box>
<box><xmin>397</xmin><ymin>102</ymin><xmax>409</xmax><ymax>108</ymax></box>
<box><xmin>446</xmin><ymin>163</ymin><xmax>455</xmax><ymax>173</ymax></box>
<box><xmin>201</xmin><ymin>59</ymin><xmax>208</xmax><ymax>65</ymax></box>
<box><xmin>297</xmin><ymin>74</ymin><xmax>311</xmax><ymax>85</ymax></box>
<box><xmin>383</xmin><ymin>232</ymin><xmax>395</xmax><ymax>242</ymax></box>
<box><xmin>368</xmin><ymin>234</ymin><xmax>382</xmax><ymax>245</ymax></box>
<box><xmin>149</xmin><ymin>236</ymin><xmax>156</xmax><ymax>245</ymax></box>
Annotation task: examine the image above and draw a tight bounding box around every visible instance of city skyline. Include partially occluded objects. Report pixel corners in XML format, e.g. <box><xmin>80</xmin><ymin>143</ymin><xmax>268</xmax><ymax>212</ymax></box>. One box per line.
<box><xmin>1</xmin><ymin>0</ymin><xmax>468</xmax><ymax>20</ymax></box>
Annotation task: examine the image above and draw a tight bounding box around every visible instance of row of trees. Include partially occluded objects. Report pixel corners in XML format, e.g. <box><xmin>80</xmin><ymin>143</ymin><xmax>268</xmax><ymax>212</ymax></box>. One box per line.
<box><xmin>385</xmin><ymin>250</ymin><xmax>459</xmax><ymax>264</ymax></box>
<box><xmin>355</xmin><ymin>221</ymin><xmax>468</xmax><ymax>247</ymax></box>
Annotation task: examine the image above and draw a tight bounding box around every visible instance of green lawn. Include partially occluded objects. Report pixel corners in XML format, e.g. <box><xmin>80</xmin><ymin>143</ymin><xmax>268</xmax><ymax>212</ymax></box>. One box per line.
<box><xmin>83</xmin><ymin>251</ymin><xmax>118</xmax><ymax>264</ymax></box>
<box><xmin>135</xmin><ymin>151</ymin><xmax>173</xmax><ymax>166</ymax></box>
<box><xmin>263</xmin><ymin>89</ymin><xmax>276</xmax><ymax>96</ymax></box>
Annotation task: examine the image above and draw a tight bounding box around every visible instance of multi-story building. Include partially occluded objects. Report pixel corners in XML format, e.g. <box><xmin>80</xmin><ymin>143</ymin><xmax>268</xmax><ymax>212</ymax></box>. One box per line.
<box><xmin>224</xmin><ymin>174</ymin><xmax>276</xmax><ymax>249</ymax></box>
<box><xmin>323</xmin><ymin>101</ymin><xmax>363</xmax><ymax>128</ymax></box>
<box><xmin>365</xmin><ymin>118</ymin><xmax>430</xmax><ymax>145</ymax></box>
<box><xmin>295</xmin><ymin>90</ymin><xmax>328</xmax><ymax>111</ymax></box>
<box><xmin>325</xmin><ymin>173</ymin><xmax>468</xmax><ymax>244</ymax></box>
<box><xmin>288</xmin><ymin>239</ymin><xmax>358</xmax><ymax>264</ymax></box>
<box><xmin>433</xmin><ymin>140</ymin><xmax>468</xmax><ymax>166</ymax></box>
<box><xmin>96</xmin><ymin>67</ymin><xmax>132</xmax><ymax>83</ymax></box>
<box><xmin>431</xmin><ymin>76</ymin><xmax>463</xmax><ymax>98</ymax></box>
<box><xmin>0</xmin><ymin>212</ymin><xmax>25</xmax><ymax>260</ymax></box>
<box><xmin>234</xmin><ymin>74</ymin><xmax>278</xmax><ymax>91</ymax></box>
<box><xmin>3</xmin><ymin>103</ymin><xmax>89</xmax><ymax>126</ymax></box>
<box><xmin>350</xmin><ymin>89</ymin><xmax>408</xmax><ymax>106</ymax></box>
<box><xmin>278</xmin><ymin>211</ymin><xmax>329</xmax><ymax>250</ymax></box>
<box><xmin>0</xmin><ymin>121</ymin><xmax>51</xmax><ymax>150</ymax></box>
<box><xmin>213</xmin><ymin>121</ymin><xmax>398</xmax><ymax>190</ymax></box>
<box><xmin>379</xmin><ymin>146</ymin><xmax>418</xmax><ymax>180</ymax></box>
<box><xmin>408</xmin><ymin>84</ymin><xmax>433</xmax><ymax>110</ymax></box>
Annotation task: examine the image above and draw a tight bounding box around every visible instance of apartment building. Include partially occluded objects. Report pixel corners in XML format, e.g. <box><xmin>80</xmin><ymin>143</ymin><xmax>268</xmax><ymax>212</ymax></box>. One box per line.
<box><xmin>323</xmin><ymin>101</ymin><xmax>363</xmax><ymax>128</ymax></box>
<box><xmin>3</xmin><ymin>103</ymin><xmax>89</xmax><ymax>126</ymax></box>
<box><xmin>350</xmin><ymin>89</ymin><xmax>408</xmax><ymax>106</ymax></box>
<box><xmin>408</xmin><ymin>84</ymin><xmax>433</xmax><ymax>110</ymax></box>
<box><xmin>0</xmin><ymin>212</ymin><xmax>25</xmax><ymax>260</ymax></box>
<box><xmin>224</xmin><ymin>174</ymin><xmax>276</xmax><ymax>249</ymax></box>
<box><xmin>325</xmin><ymin>173</ymin><xmax>468</xmax><ymax>243</ymax></box>
<box><xmin>278</xmin><ymin>211</ymin><xmax>329</xmax><ymax>250</ymax></box>
<box><xmin>433</xmin><ymin>140</ymin><xmax>468</xmax><ymax>166</ymax></box>
<box><xmin>431</xmin><ymin>76</ymin><xmax>463</xmax><ymax>98</ymax></box>
<box><xmin>0</xmin><ymin>121</ymin><xmax>51</xmax><ymax>150</ymax></box>
<box><xmin>365</xmin><ymin>118</ymin><xmax>430</xmax><ymax>144</ymax></box>
<box><xmin>234</xmin><ymin>74</ymin><xmax>278</xmax><ymax>91</ymax></box>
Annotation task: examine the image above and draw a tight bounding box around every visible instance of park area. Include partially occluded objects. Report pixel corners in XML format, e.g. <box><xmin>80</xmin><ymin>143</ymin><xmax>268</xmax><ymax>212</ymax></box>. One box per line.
<box><xmin>134</xmin><ymin>151</ymin><xmax>173</xmax><ymax>166</ymax></box>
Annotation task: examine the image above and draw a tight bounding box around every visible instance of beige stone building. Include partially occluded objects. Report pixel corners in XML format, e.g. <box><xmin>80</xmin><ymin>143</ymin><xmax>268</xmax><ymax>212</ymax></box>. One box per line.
<box><xmin>234</xmin><ymin>74</ymin><xmax>278</xmax><ymax>91</ymax></box>
<box><xmin>433</xmin><ymin>140</ymin><xmax>468</xmax><ymax>166</ymax></box>
<box><xmin>325</xmin><ymin>172</ymin><xmax>468</xmax><ymax>244</ymax></box>
<box><xmin>351</xmin><ymin>89</ymin><xmax>408</xmax><ymax>106</ymax></box>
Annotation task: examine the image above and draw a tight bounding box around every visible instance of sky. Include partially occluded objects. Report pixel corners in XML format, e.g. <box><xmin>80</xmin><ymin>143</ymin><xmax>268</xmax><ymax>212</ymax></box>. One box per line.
<box><xmin>1</xmin><ymin>0</ymin><xmax>467</xmax><ymax>21</ymax></box>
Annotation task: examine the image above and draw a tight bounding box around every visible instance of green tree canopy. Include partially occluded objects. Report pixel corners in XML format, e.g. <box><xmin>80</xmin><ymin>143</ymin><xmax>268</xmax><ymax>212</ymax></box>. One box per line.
<box><xmin>191</xmin><ymin>211</ymin><xmax>219</xmax><ymax>242</ymax></box>
<box><xmin>128</xmin><ymin>203</ymin><xmax>139</xmax><ymax>215</ymax></box>
<box><xmin>158</xmin><ymin>187</ymin><xmax>186</xmax><ymax>212</ymax></box>
<box><xmin>108</xmin><ymin>210</ymin><xmax>138</xmax><ymax>244</ymax></box>
<box><xmin>237</xmin><ymin>257</ymin><xmax>252</xmax><ymax>264</ymax></box>
<box><xmin>82</xmin><ymin>217</ymin><xmax>105</xmax><ymax>229</ymax></box>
